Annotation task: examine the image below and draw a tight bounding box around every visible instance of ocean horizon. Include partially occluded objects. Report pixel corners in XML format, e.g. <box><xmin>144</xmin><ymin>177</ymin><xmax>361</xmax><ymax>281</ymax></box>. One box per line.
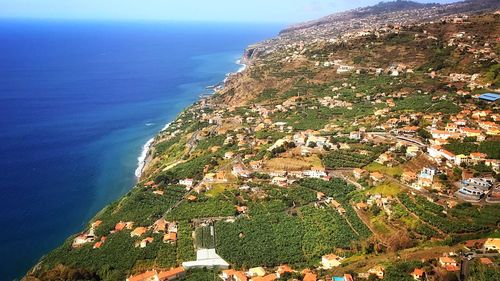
<box><xmin>0</xmin><ymin>20</ymin><xmax>282</xmax><ymax>280</ymax></box>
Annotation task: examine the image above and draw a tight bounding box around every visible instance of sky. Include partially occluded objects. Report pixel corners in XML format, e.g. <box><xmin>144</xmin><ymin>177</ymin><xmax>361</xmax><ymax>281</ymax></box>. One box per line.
<box><xmin>0</xmin><ymin>0</ymin><xmax>459</xmax><ymax>23</ymax></box>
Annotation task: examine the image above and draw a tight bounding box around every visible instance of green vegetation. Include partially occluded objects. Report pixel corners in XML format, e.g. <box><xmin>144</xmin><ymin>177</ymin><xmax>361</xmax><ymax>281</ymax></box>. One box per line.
<box><xmin>444</xmin><ymin>140</ymin><xmax>500</xmax><ymax>159</ymax></box>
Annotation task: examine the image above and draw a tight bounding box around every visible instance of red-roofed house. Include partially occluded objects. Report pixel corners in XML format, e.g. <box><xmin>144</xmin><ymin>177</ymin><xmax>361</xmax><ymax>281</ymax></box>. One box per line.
<box><xmin>411</xmin><ymin>268</ymin><xmax>425</xmax><ymax>280</ymax></box>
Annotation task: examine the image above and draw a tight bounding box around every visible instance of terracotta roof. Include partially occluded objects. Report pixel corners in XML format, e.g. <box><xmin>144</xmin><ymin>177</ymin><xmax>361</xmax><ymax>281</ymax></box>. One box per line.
<box><xmin>277</xmin><ymin>264</ymin><xmax>293</xmax><ymax>275</ymax></box>
<box><xmin>131</xmin><ymin>227</ymin><xmax>147</xmax><ymax>237</ymax></box>
<box><xmin>479</xmin><ymin>257</ymin><xmax>493</xmax><ymax>265</ymax></box>
<box><xmin>115</xmin><ymin>222</ymin><xmax>126</xmax><ymax>231</ymax></box>
<box><xmin>445</xmin><ymin>265</ymin><xmax>460</xmax><ymax>272</ymax></box>
<box><xmin>234</xmin><ymin>271</ymin><xmax>248</xmax><ymax>281</ymax></box>
<box><xmin>440</xmin><ymin>256</ymin><xmax>456</xmax><ymax>264</ymax></box>
<box><xmin>251</xmin><ymin>274</ymin><xmax>276</xmax><ymax>281</ymax></box>
<box><xmin>163</xmin><ymin>232</ymin><xmax>177</xmax><ymax>241</ymax></box>
<box><xmin>127</xmin><ymin>270</ymin><xmax>157</xmax><ymax>281</ymax></box>
<box><xmin>412</xmin><ymin>268</ymin><xmax>424</xmax><ymax>277</ymax></box>
<box><xmin>157</xmin><ymin>267</ymin><xmax>185</xmax><ymax>280</ymax></box>
<box><xmin>303</xmin><ymin>272</ymin><xmax>317</xmax><ymax>281</ymax></box>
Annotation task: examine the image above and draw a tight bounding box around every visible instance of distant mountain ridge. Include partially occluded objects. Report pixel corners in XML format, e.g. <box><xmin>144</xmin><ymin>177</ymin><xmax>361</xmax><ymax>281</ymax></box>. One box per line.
<box><xmin>281</xmin><ymin>0</ymin><xmax>438</xmax><ymax>34</ymax></box>
<box><xmin>241</xmin><ymin>0</ymin><xmax>499</xmax><ymax>61</ymax></box>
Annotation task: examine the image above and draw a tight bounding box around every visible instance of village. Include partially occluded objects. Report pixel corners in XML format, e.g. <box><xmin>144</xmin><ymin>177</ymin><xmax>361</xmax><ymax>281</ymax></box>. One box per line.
<box><xmin>27</xmin><ymin>5</ymin><xmax>500</xmax><ymax>281</ymax></box>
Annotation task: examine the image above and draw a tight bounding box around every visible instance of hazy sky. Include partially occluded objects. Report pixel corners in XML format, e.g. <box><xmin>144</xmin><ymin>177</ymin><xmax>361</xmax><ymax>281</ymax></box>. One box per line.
<box><xmin>0</xmin><ymin>0</ymin><xmax>459</xmax><ymax>23</ymax></box>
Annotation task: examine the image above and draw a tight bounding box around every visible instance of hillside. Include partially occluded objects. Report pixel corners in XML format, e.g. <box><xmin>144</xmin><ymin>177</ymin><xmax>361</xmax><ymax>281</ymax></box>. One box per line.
<box><xmin>24</xmin><ymin>2</ymin><xmax>500</xmax><ymax>281</ymax></box>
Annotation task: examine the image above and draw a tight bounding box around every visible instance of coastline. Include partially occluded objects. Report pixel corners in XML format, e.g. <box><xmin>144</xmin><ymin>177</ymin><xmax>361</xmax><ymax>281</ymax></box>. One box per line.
<box><xmin>134</xmin><ymin>58</ymin><xmax>248</xmax><ymax>180</ymax></box>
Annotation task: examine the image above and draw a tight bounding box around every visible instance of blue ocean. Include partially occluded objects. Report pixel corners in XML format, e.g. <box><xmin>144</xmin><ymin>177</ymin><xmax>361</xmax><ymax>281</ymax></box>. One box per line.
<box><xmin>0</xmin><ymin>20</ymin><xmax>281</xmax><ymax>280</ymax></box>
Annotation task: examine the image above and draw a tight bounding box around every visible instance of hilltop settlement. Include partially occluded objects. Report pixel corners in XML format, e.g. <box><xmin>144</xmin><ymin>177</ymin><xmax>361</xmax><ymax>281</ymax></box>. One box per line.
<box><xmin>25</xmin><ymin>1</ymin><xmax>500</xmax><ymax>281</ymax></box>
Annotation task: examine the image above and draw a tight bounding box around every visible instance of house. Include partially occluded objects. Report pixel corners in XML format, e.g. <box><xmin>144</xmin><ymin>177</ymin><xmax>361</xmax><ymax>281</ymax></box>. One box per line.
<box><xmin>138</xmin><ymin>237</ymin><xmax>154</xmax><ymax>248</ymax></box>
<box><xmin>235</xmin><ymin>205</ymin><xmax>248</xmax><ymax>214</ymax></box>
<box><xmin>222</xmin><ymin>269</ymin><xmax>248</xmax><ymax>281</ymax></box>
<box><xmin>163</xmin><ymin>233</ymin><xmax>177</xmax><ymax>243</ymax></box>
<box><xmin>349</xmin><ymin>131</ymin><xmax>362</xmax><ymax>140</ymax></box>
<box><xmin>72</xmin><ymin>231</ymin><xmax>95</xmax><ymax>248</ymax></box>
<box><xmin>303</xmin><ymin>168</ymin><xmax>327</xmax><ymax>178</ymax></box>
<box><xmin>484</xmin><ymin>238</ymin><xmax>500</xmax><ymax>252</ymax></box>
<box><xmin>455</xmin><ymin>185</ymin><xmax>485</xmax><ymax>201</ymax></box>
<box><xmin>370</xmin><ymin>172</ymin><xmax>384</xmax><ymax>183</ymax></box>
<box><xmin>93</xmin><ymin>236</ymin><xmax>106</xmax><ymax>249</ymax></box>
<box><xmin>157</xmin><ymin>267</ymin><xmax>186</xmax><ymax>281</ymax></box>
<box><xmin>321</xmin><ymin>254</ymin><xmax>343</xmax><ymax>269</ymax></box>
<box><xmin>248</xmin><ymin>267</ymin><xmax>266</xmax><ymax>277</ymax></box>
<box><xmin>153</xmin><ymin>190</ymin><xmax>164</xmax><ymax>196</ymax></box>
<box><xmin>131</xmin><ymin>227</ymin><xmax>147</xmax><ymax>237</ymax></box>
<box><xmin>224</xmin><ymin>151</ymin><xmax>235</xmax><ymax>159</ymax></box>
<box><xmin>153</xmin><ymin>218</ymin><xmax>167</xmax><ymax>233</ymax></box>
<box><xmin>368</xmin><ymin>266</ymin><xmax>385</xmax><ymax>279</ymax></box>
<box><xmin>353</xmin><ymin>168</ymin><xmax>367</xmax><ymax>180</ymax></box>
<box><xmin>411</xmin><ymin>268</ymin><xmax>425</xmax><ymax>280</ymax></box>
<box><xmin>115</xmin><ymin>221</ymin><xmax>127</xmax><ymax>231</ymax></box>
<box><xmin>464</xmin><ymin>239</ymin><xmax>486</xmax><ymax>250</ymax></box>
<box><xmin>406</xmin><ymin>146</ymin><xmax>420</xmax><ymax>157</ymax></box>
<box><xmin>187</xmin><ymin>195</ymin><xmax>197</xmax><ymax>202</ymax></box>
<box><xmin>439</xmin><ymin>256</ymin><xmax>459</xmax><ymax>271</ymax></box>
<box><xmin>276</xmin><ymin>265</ymin><xmax>294</xmax><ymax>278</ymax></box>
<box><xmin>402</xmin><ymin>171</ymin><xmax>417</xmax><ymax>184</ymax></box>
<box><xmin>126</xmin><ymin>270</ymin><xmax>158</xmax><ymax>281</ymax></box>
<box><xmin>271</xmin><ymin>177</ymin><xmax>287</xmax><ymax>187</ymax></box>
<box><xmin>479</xmin><ymin>258</ymin><xmax>494</xmax><ymax>266</ymax></box>
<box><xmin>356</xmin><ymin>202</ymin><xmax>368</xmax><ymax>210</ymax></box>
<box><xmin>179</xmin><ymin>178</ymin><xmax>194</xmax><ymax>189</ymax></box>
<box><xmin>303</xmin><ymin>272</ymin><xmax>317</xmax><ymax>281</ymax></box>
<box><xmin>250</xmin><ymin>274</ymin><xmax>276</xmax><ymax>281</ymax></box>
<box><xmin>316</xmin><ymin>192</ymin><xmax>326</xmax><ymax>201</ymax></box>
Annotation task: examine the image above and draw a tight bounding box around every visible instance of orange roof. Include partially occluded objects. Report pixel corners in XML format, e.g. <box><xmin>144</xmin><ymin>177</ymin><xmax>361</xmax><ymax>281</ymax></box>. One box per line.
<box><xmin>187</xmin><ymin>195</ymin><xmax>197</xmax><ymax>201</ymax></box>
<box><xmin>252</xmin><ymin>274</ymin><xmax>276</xmax><ymax>281</ymax></box>
<box><xmin>234</xmin><ymin>271</ymin><xmax>248</xmax><ymax>281</ymax></box>
<box><xmin>344</xmin><ymin>274</ymin><xmax>354</xmax><ymax>281</ymax></box>
<box><xmin>157</xmin><ymin>267</ymin><xmax>185</xmax><ymax>280</ymax></box>
<box><xmin>412</xmin><ymin>268</ymin><xmax>424</xmax><ymax>277</ymax></box>
<box><xmin>356</xmin><ymin>202</ymin><xmax>368</xmax><ymax>209</ymax></box>
<box><xmin>93</xmin><ymin>242</ymin><xmax>103</xmax><ymax>249</ymax></box>
<box><xmin>470</xmin><ymin>152</ymin><xmax>487</xmax><ymax>158</ymax></box>
<box><xmin>223</xmin><ymin>269</ymin><xmax>236</xmax><ymax>276</ymax></box>
<box><xmin>131</xmin><ymin>227</ymin><xmax>147</xmax><ymax>237</ymax></box>
<box><xmin>445</xmin><ymin>265</ymin><xmax>460</xmax><ymax>272</ymax></box>
<box><xmin>127</xmin><ymin>270</ymin><xmax>157</xmax><ymax>281</ymax></box>
<box><xmin>163</xmin><ymin>232</ymin><xmax>177</xmax><ymax>241</ymax></box>
<box><xmin>303</xmin><ymin>272</ymin><xmax>317</xmax><ymax>281</ymax></box>
<box><xmin>115</xmin><ymin>222</ymin><xmax>126</xmax><ymax>231</ymax></box>
<box><xmin>479</xmin><ymin>257</ymin><xmax>493</xmax><ymax>265</ymax></box>
<box><xmin>92</xmin><ymin>220</ymin><xmax>102</xmax><ymax>228</ymax></box>
<box><xmin>277</xmin><ymin>265</ymin><xmax>293</xmax><ymax>275</ymax></box>
<box><xmin>440</xmin><ymin>256</ymin><xmax>456</xmax><ymax>264</ymax></box>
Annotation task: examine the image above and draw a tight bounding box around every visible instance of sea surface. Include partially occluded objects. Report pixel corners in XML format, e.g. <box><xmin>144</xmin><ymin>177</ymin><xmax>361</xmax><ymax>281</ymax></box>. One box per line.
<box><xmin>0</xmin><ymin>20</ymin><xmax>281</xmax><ymax>280</ymax></box>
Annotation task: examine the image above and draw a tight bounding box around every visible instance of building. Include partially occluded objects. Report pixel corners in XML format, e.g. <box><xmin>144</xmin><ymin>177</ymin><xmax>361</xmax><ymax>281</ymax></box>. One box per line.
<box><xmin>248</xmin><ymin>267</ymin><xmax>267</xmax><ymax>277</ymax></box>
<box><xmin>411</xmin><ymin>268</ymin><xmax>425</xmax><ymax>280</ymax></box>
<box><xmin>484</xmin><ymin>238</ymin><xmax>500</xmax><ymax>252</ymax></box>
<box><xmin>439</xmin><ymin>256</ymin><xmax>459</xmax><ymax>271</ymax></box>
<box><xmin>221</xmin><ymin>269</ymin><xmax>248</xmax><ymax>281</ymax></box>
<box><xmin>182</xmin><ymin>249</ymin><xmax>229</xmax><ymax>269</ymax></box>
<box><xmin>126</xmin><ymin>267</ymin><xmax>186</xmax><ymax>281</ymax></box>
<box><xmin>321</xmin><ymin>254</ymin><xmax>343</xmax><ymax>269</ymax></box>
<box><xmin>478</xmin><ymin>92</ymin><xmax>500</xmax><ymax>102</ymax></box>
<box><xmin>368</xmin><ymin>266</ymin><xmax>385</xmax><ymax>279</ymax></box>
